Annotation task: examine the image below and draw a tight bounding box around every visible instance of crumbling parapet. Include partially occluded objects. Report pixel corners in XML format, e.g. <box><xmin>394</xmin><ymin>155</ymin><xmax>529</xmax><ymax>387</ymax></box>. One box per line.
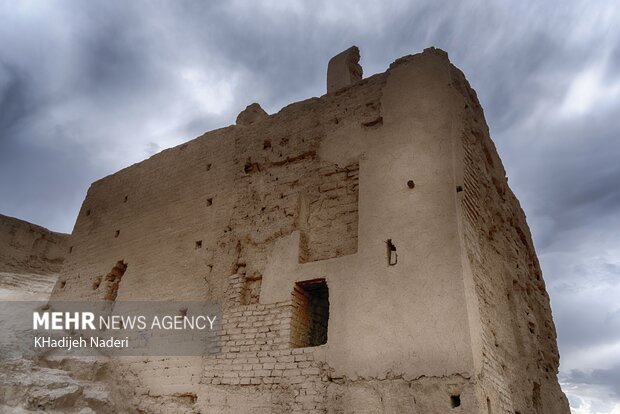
<box><xmin>327</xmin><ymin>46</ymin><xmax>363</xmax><ymax>93</ymax></box>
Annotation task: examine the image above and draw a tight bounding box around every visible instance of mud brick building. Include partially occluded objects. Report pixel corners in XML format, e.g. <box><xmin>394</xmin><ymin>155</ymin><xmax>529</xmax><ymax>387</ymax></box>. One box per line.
<box><xmin>46</xmin><ymin>47</ymin><xmax>570</xmax><ymax>413</ymax></box>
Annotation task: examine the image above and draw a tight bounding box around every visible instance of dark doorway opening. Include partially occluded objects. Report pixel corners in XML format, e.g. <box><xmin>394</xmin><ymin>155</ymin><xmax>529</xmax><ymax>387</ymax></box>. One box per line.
<box><xmin>291</xmin><ymin>279</ymin><xmax>329</xmax><ymax>348</ymax></box>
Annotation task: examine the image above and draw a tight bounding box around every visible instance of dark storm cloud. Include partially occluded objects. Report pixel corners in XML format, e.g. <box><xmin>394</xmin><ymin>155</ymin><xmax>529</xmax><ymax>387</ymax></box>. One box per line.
<box><xmin>1</xmin><ymin>1</ymin><xmax>619</xmax><ymax>411</ymax></box>
<box><xmin>510</xmin><ymin>114</ymin><xmax>620</xmax><ymax>248</ymax></box>
<box><xmin>0</xmin><ymin>63</ymin><xmax>35</xmax><ymax>134</ymax></box>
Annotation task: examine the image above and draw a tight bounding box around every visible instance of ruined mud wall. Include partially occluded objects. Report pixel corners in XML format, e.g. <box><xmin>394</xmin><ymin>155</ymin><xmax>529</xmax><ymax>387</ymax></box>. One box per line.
<box><xmin>49</xmin><ymin>59</ymin><xmax>383</xmax><ymax>413</ymax></box>
<box><xmin>0</xmin><ymin>213</ymin><xmax>68</xmax><ymax>275</ymax></box>
<box><xmin>450</xmin><ymin>67</ymin><xmax>570</xmax><ymax>413</ymax></box>
<box><xmin>52</xmin><ymin>77</ymin><xmax>370</xmax><ymax>304</ymax></box>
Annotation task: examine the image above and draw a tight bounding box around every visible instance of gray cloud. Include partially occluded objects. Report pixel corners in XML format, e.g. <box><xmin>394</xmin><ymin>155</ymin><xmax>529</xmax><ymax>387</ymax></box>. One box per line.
<box><xmin>563</xmin><ymin>366</ymin><xmax>620</xmax><ymax>412</ymax></box>
<box><xmin>575</xmin><ymin>366</ymin><xmax>620</xmax><ymax>397</ymax></box>
<box><xmin>1</xmin><ymin>1</ymin><xmax>619</xmax><ymax>411</ymax></box>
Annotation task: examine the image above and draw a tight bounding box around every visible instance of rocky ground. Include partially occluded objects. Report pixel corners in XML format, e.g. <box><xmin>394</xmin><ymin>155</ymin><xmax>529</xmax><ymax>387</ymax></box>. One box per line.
<box><xmin>0</xmin><ymin>272</ymin><xmax>117</xmax><ymax>413</ymax></box>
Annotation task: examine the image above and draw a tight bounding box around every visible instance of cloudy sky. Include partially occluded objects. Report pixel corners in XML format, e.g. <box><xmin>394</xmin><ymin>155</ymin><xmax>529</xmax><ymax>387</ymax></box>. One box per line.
<box><xmin>1</xmin><ymin>1</ymin><xmax>619</xmax><ymax>411</ymax></box>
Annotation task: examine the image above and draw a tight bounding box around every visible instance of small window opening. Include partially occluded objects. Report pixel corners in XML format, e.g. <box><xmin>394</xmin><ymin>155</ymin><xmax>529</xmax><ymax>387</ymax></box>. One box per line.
<box><xmin>123</xmin><ymin>195</ymin><xmax>128</xmax><ymax>203</ymax></box>
<box><xmin>86</xmin><ymin>209</ymin><xmax>91</xmax><ymax>216</ymax></box>
<box><xmin>263</xmin><ymin>140</ymin><xmax>271</xmax><ymax>150</ymax></box>
<box><xmin>486</xmin><ymin>397</ymin><xmax>492</xmax><ymax>413</ymax></box>
<box><xmin>206</xmin><ymin>198</ymin><xmax>213</xmax><ymax>206</ymax></box>
<box><xmin>60</xmin><ymin>280</ymin><xmax>66</xmax><ymax>289</ymax></box>
<box><xmin>407</xmin><ymin>180</ymin><xmax>415</xmax><ymax>189</ymax></box>
<box><xmin>387</xmin><ymin>239</ymin><xmax>397</xmax><ymax>266</ymax></box>
<box><xmin>450</xmin><ymin>395</ymin><xmax>461</xmax><ymax>408</ymax></box>
<box><xmin>206</xmin><ymin>163</ymin><xmax>212</xmax><ymax>171</ymax></box>
<box><xmin>195</xmin><ymin>240</ymin><xmax>202</xmax><ymax>249</ymax></box>
<box><xmin>456</xmin><ymin>185</ymin><xmax>464</xmax><ymax>192</ymax></box>
<box><xmin>114</xmin><ymin>230</ymin><xmax>120</xmax><ymax>238</ymax></box>
<box><xmin>291</xmin><ymin>279</ymin><xmax>329</xmax><ymax>348</ymax></box>
<box><xmin>69</xmin><ymin>246</ymin><xmax>73</xmax><ymax>253</ymax></box>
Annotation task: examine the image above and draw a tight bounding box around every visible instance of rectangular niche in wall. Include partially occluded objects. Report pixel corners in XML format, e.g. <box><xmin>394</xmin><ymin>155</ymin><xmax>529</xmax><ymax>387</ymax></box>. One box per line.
<box><xmin>291</xmin><ymin>278</ymin><xmax>329</xmax><ymax>348</ymax></box>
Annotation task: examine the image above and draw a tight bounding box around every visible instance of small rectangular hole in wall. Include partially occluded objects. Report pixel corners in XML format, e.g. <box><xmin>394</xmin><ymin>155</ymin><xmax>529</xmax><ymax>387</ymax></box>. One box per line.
<box><xmin>114</xmin><ymin>230</ymin><xmax>120</xmax><ymax>238</ymax></box>
<box><xmin>291</xmin><ymin>279</ymin><xmax>329</xmax><ymax>348</ymax></box>
<box><xmin>206</xmin><ymin>163</ymin><xmax>212</xmax><ymax>171</ymax></box>
<box><xmin>86</xmin><ymin>209</ymin><xmax>91</xmax><ymax>216</ymax></box>
<box><xmin>69</xmin><ymin>246</ymin><xmax>73</xmax><ymax>253</ymax></box>
<box><xmin>387</xmin><ymin>239</ymin><xmax>397</xmax><ymax>266</ymax></box>
<box><xmin>206</xmin><ymin>198</ymin><xmax>213</xmax><ymax>206</ymax></box>
<box><xmin>123</xmin><ymin>195</ymin><xmax>128</xmax><ymax>203</ymax></box>
<box><xmin>195</xmin><ymin>240</ymin><xmax>202</xmax><ymax>249</ymax></box>
<box><xmin>451</xmin><ymin>395</ymin><xmax>461</xmax><ymax>408</ymax></box>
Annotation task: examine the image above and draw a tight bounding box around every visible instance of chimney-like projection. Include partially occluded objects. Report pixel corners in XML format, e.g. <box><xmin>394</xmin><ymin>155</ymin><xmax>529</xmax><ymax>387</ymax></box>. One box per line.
<box><xmin>326</xmin><ymin>45</ymin><xmax>363</xmax><ymax>93</ymax></box>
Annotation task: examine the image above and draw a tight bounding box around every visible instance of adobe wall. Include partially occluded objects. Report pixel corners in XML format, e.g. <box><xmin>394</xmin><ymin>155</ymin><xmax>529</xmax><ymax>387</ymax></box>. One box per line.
<box><xmin>450</xmin><ymin>65</ymin><xmax>570</xmax><ymax>413</ymax></box>
<box><xmin>0</xmin><ymin>213</ymin><xmax>68</xmax><ymax>275</ymax></box>
<box><xmin>49</xmin><ymin>47</ymin><xmax>568</xmax><ymax>413</ymax></box>
<box><xmin>0</xmin><ymin>214</ymin><xmax>68</xmax><ymax>300</ymax></box>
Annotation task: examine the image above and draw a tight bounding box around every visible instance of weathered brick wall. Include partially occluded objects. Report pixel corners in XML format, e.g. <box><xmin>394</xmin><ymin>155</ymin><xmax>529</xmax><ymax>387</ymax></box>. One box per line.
<box><xmin>452</xmin><ymin>66</ymin><xmax>569</xmax><ymax>413</ymax></box>
<box><xmin>291</xmin><ymin>284</ymin><xmax>313</xmax><ymax>348</ymax></box>
<box><xmin>111</xmin><ymin>299</ymin><xmax>327</xmax><ymax>412</ymax></box>
<box><xmin>204</xmin><ymin>345</ymin><xmax>325</xmax><ymax>411</ymax></box>
<box><xmin>202</xmin><ymin>282</ymin><xmax>327</xmax><ymax>411</ymax></box>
